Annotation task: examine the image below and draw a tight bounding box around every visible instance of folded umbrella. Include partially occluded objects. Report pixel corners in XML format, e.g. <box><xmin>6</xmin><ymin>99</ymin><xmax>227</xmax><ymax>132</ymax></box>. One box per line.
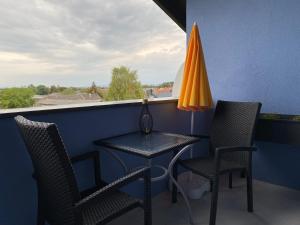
<box><xmin>178</xmin><ymin>22</ymin><xmax>213</xmax><ymax>111</ymax></box>
<box><xmin>173</xmin><ymin>22</ymin><xmax>213</xmax><ymax>225</ymax></box>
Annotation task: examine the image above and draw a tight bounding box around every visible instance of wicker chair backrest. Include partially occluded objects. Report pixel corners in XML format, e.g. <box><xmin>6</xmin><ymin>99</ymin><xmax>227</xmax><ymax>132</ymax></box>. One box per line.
<box><xmin>210</xmin><ymin>101</ymin><xmax>261</xmax><ymax>164</ymax></box>
<box><xmin>15</xmin><ymin>116</ymin><xmax>81</xmax><ymax>225</ymax></box>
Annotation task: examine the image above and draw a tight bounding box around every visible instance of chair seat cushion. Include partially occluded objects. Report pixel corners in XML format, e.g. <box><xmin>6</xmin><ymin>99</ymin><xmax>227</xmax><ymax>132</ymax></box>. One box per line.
<box><xmin>82</xmin><ymin>190</ymin><xmax>140</xmax><ymax>225</ymax></box>
<box><xmin>180</xmin><ymin>156</ymin><xmax>245</xmax><ymax>178</ymax></box>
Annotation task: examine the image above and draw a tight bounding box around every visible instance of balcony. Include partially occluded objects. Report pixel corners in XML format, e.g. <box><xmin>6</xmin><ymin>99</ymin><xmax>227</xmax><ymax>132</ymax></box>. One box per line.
<box><xmin>0</xmin><ymin>98</ymin><xmax>299</xmax><ymax>225</ymax></box>
<box><xmin>1</xmin><ymin>0</ymin><xmax>300</xmax><ymax>225</ymax></box>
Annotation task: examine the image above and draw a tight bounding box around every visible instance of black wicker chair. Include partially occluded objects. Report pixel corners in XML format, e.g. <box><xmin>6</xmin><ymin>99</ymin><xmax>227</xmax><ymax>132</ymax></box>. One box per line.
<box><xmin>172</xmin><ymin>100</ymin><xmax>261</xmax><ymax>225</ymax></box>
<box><xmin>15</xmin><ymin>116</ymin><xmax>152</xmax><ymax>225</ymax></box>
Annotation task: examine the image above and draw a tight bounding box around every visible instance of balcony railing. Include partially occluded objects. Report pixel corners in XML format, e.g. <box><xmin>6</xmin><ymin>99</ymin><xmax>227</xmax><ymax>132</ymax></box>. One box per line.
<box><xmin>0</xmin><ymin>99</ymin><xmax>299</xmax><ymax>225</ymax></box>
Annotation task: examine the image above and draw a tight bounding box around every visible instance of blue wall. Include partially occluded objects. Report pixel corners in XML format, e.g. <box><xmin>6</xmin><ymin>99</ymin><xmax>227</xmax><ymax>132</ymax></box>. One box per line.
<box><xmin>187</xmin><ymin>0</ymin><xmax>300</xmax><ymax>115</ymax></box>
<box><xmin>1</xmin><ymin>102</ymin><xmax>299</xmax><ymax>225</ymax></box>
<box><xmin>1</xmin><ymin>1</ymin><xmax>300</xmax><ymax>224</ymax></box>
<box><xmin>253</xmin><ymin>141</ymin><xmax>300</xmax><ymax>189</ymax></box>
<box><xmin>188</xmin><ymin>0</ymin><xmax>300</xmax><ymax>188</ymax></box>
<box><xmin>0</xmin><ymin>102</ymin><xmax>191</xmax><ymax>225</ymax></box>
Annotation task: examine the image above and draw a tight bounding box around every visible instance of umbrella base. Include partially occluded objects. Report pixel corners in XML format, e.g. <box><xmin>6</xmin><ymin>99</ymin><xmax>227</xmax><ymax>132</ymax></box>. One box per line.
<box><xmin>169</xmin><ymin>172</ymin><xmax>210</xmax><ymax>199</ymax></box>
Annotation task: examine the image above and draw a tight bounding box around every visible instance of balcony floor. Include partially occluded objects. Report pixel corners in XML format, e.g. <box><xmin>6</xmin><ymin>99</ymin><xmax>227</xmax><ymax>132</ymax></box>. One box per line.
<box><xmin>109</xmin><ymin>177</ymin><xmax>300</xmax><ymax>225</ymax></box>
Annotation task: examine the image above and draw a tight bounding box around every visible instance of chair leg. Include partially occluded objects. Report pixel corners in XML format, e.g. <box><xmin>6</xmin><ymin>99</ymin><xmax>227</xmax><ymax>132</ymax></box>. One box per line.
<box><xmin>37</xmin><ymin>211</ymin><xmax>45</xmax><ymax>225</ymax></box>
<box><xmin>172</xmin><ymin>162</ymin><xmax>178</xmax><ymax>203</ymax></box>
<box><xmin>37</xmin><ymin>199</ymin><xmax>45</xmax><ymax>225</ymax></box>
<box><xmin>229</xmin><ymin>172</ymin><xmax>233</xmax><ymax>189</ymax></box>
<box><xmin>144</xmin><ymin>169</ymin><xmax>152</xmax><ymax>225</ymax></box>
<box><xmin>36</xmin><ymin>187</ymin><xmax>45</xmax><ymax>225</ymax></box>
<box><xmin>209</xmin><ymin>175</ymin><xmax>220</xmax><ymax>225</ymax></box>
<box><xmin>246</xmin><ymin>170</ymin><xmax>254</xmax><ymax>212</ymax></box>
<box><xmin>210</xmin><ymin>180</ymin><xmax>213</xmax><ymax>192</ymax></box>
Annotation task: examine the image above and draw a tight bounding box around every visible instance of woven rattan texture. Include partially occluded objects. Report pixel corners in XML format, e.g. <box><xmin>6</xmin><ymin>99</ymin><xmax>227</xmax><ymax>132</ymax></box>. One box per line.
<box><xmin>15</xmin><ymin>116</ymin><xmax>80</xmax><ymax>225</ymax></box>
<box><xmin>181</xmin><ymin>157</ymin><xmax>244</xmax><ymax>178</ymax></box>
<box><xmin>82</xmin><ymin>191</ymin><xmax>139</xmax><ymax>225</ymax></box>
<box><xmin>209</xmin><ymin>101</ymin><xmax>261</xmax><ymax>165</ymax></box>
<box><xmin>15</xmin><ymin>116</ymin><xmax>149</xmax><ymax>225</ymax></box>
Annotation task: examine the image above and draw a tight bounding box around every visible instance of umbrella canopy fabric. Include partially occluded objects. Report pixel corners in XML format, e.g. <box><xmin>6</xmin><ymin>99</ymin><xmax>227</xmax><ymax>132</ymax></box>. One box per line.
<box><xmin>178</xmin><ymin>23</ymin><xmax>213</xmax><ymax>111</ymax></box>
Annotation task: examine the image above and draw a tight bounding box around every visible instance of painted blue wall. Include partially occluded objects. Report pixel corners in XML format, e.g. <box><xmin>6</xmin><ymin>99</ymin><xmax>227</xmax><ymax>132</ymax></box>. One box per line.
<box><xmin>253</xmin><ymin>141</ymin><xmax>300</xmax><ymax>189</ymax></box>
<box><xmin>187</xmin><ymin>0</ymin><xmax>300</xmax><ymax>115</ymax></box>
<box><xmin>0</xmin><ymin>102</ymin><xmax>191</xmax><ymax>225</ymax></box>
<box><xmin>1</xmin><ymin>1</ymin><xmax>300</xmax><ymax>224</ymax></box>
<box><xmin>188</xmin><ymin>0</ymin><xmax>300</xmax><ymax>188</ymax></box>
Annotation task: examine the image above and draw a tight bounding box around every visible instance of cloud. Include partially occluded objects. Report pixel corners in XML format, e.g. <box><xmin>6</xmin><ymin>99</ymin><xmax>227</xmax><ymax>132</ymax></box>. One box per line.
<box><xmin>0</xmin><ymin>0</ymin><xmax>185</xmax><ymax>87</ymax></box>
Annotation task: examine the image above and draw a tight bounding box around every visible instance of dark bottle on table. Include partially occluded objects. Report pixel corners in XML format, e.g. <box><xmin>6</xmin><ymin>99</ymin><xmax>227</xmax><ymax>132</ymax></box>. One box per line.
<box><xmin>139</xmin><ymin>99</ymin><xmax>153</xmax><ymax>134</ymax></box>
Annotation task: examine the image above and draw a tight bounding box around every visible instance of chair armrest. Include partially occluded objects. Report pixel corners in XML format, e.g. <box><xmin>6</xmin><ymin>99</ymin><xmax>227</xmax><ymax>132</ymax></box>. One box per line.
<box><xmin>75</xmin><ymin>167</ymin><xmax>150</xmax><ymax>211</ymax></box>
<box><xmin>71</xmin><ymin>150</ymin><xmax>102</xmax><ymax>187</ymax></box>
<box><xmin>216</xmin><ymin>146</ymin><xmax>257</xmax><ymax>154</ymax></box>
<box><xmin>213</xmin><ymin>146</ymin><xmax>257</xmax><ymax>173</ymax></box>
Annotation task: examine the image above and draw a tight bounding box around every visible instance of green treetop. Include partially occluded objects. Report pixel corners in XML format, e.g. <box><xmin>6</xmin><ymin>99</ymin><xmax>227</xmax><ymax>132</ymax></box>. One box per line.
<box><xmin>0</xmin><ymin>88</ymin><xmax>35</xmax><ymax>109</ymax></box>
<box><xmin>106</xmin><ymin>66</ymin><xmax>144</xmax><ymax>101</ymax></box>
<box><xmin>36</xmin><ymin>85</ymin><xmax>50</xmax><ymax>95</ymax></box>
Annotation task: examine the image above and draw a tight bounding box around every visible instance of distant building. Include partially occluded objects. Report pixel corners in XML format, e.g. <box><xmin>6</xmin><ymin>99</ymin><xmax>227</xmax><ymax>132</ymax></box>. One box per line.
<box><xmin>146</xmin><ymin>87</ymin><xmax>173</xmax><ymax>98</ymax></box>
<box><xmin>34</xmin><ymin>92</ymin><xmax>101</xmax><ymax>106</ymax></box>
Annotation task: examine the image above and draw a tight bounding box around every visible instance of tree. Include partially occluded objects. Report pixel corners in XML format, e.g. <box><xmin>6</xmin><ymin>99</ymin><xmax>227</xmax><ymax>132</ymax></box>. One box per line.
<box><xmin>28</xmin><ymin>84</ymin><xmax>36</xmax><ymax>90</ymax></box>
<box><xmin>61</xmin><ymin>88</ymin><xmax>76</xmax><ymax>95</ymax></box>
<box><xmin>88</xmin><ymin>82</ymin><xmax>98</xmax><ymax>94</ymax></box>
<box><xmin>36</xmin><ymin>85</ymin><xmax>50</xmax><ymax>95</ymax></box>
<box><xmin>50</xmin><ymin>85</ymin><xmax>58</xmax><ymax>93</ymax></box>
<box><xmin>85</xmin><ymin>82</ymin><xmax>104</xmax><ymax>98</ymax></box>
<box><xmin>56</xmin><ymin>86</ymin><xmax>67</xmax><ymax>93</ymax></box>
<box><xmin>106</xmin><ymin>66</ymin><xmax>144</xmax><ymax>101</ymax></box>
<box><xmin>158</xmin><ymin>81</ymin><xmax>174</xmax><ymax>88</ymax></box>
<box><xmin>0</xmin><ymin>88</ymin><xmax>35</xmax><ymax>109</ymax></box>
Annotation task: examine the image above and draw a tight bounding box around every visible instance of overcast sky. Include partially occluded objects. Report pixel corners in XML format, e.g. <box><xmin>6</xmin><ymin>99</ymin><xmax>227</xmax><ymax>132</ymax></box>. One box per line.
<box><xmin>0</xmin><ymin>0</ymin><xmax>185</xmax><ymax>87</ymax></box>
<box><xmin>0</xmin><ymin>0</ymin><xmax>186</xmax><ymax>87</ymax></box>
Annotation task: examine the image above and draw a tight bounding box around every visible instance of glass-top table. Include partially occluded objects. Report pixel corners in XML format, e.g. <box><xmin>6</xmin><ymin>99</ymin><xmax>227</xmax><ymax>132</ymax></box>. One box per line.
<box><xmin>94</xmin><ymin>131</ymin><xmax>200</xmax><ymax>224</ymax></box>
<box><xmin>94</xmin><ymin>131</ymin><xmax>199</xmax><ymax>158</ymax></box>
<box><xmin>94</xmin><ymin>131</ymin><xmax>199</xmax><ymax>181</ymax></box>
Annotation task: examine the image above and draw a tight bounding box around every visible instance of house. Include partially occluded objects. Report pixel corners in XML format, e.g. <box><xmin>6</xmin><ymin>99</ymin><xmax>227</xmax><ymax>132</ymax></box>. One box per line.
<box><xmin>146</xmin><ymin>87</ymin><xmax>173</xmax><ymax>98</ymax></box>
<box><xmin>33</xmin><ymin>93</ymin><xmax>102</xmax><ymax>106</ymax></box>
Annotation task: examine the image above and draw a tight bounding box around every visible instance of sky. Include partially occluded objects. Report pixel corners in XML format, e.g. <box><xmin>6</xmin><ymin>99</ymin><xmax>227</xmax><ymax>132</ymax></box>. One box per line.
<box><xmin>0</xmin><ymin>0</ymin><xmax>186</xmax><ymax>88</ymax></box>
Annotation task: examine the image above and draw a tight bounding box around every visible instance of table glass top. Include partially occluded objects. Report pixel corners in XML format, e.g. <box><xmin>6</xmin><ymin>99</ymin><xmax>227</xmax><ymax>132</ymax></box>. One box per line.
<box><xmin>94</xmin><ymin>131</ymin><xmax>199</xmax><ymax>157</ymax></box>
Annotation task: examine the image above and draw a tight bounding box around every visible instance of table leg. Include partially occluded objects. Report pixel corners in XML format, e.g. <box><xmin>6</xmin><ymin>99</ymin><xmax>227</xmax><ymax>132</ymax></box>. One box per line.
<box><xmin>146</xmin><ymin>158</ymin><xmax>152</xmax><ymax>167</ymax></box>
<box><xmin>95</xmin><ymin>146</ymin><xmax>128</xmax><ymax>174</ymax></box>
<box><xmin>144</xmin><ymin>158</ymin><xmax>168</xmax><ymax>182</ymax></box>
<box><xmin>172</xmin><ymin>150</ymin><xmax>178</xmax><ymax>203</ymax></box>
<box><xmin>168</xmin><ymin>144</ymin><xmax>196</xmax><ymax>225</ymax></box>
<box><xmin>97</xmin><ymin>147</ymin><xmax>168</xmax><ymax>182</ymax></box>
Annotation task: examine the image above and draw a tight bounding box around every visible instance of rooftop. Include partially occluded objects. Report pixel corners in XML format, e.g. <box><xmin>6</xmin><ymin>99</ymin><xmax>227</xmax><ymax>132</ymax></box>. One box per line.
<box><xmin>34</xmin><ymin>92</ymin><xmax>102</xmax><ymax>106</ymax></box>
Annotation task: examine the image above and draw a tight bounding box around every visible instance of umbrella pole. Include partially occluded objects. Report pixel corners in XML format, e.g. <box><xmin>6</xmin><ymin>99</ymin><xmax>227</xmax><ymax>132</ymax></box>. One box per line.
<box><xmin>188</xmin><ymin>111</ymin><xmax>195</xmax><ymax>181</ymax></box>
<box><xmin>190</xmin><ymin>111</ymin><xmax>194</xmax><ymax>156</ymax></box>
